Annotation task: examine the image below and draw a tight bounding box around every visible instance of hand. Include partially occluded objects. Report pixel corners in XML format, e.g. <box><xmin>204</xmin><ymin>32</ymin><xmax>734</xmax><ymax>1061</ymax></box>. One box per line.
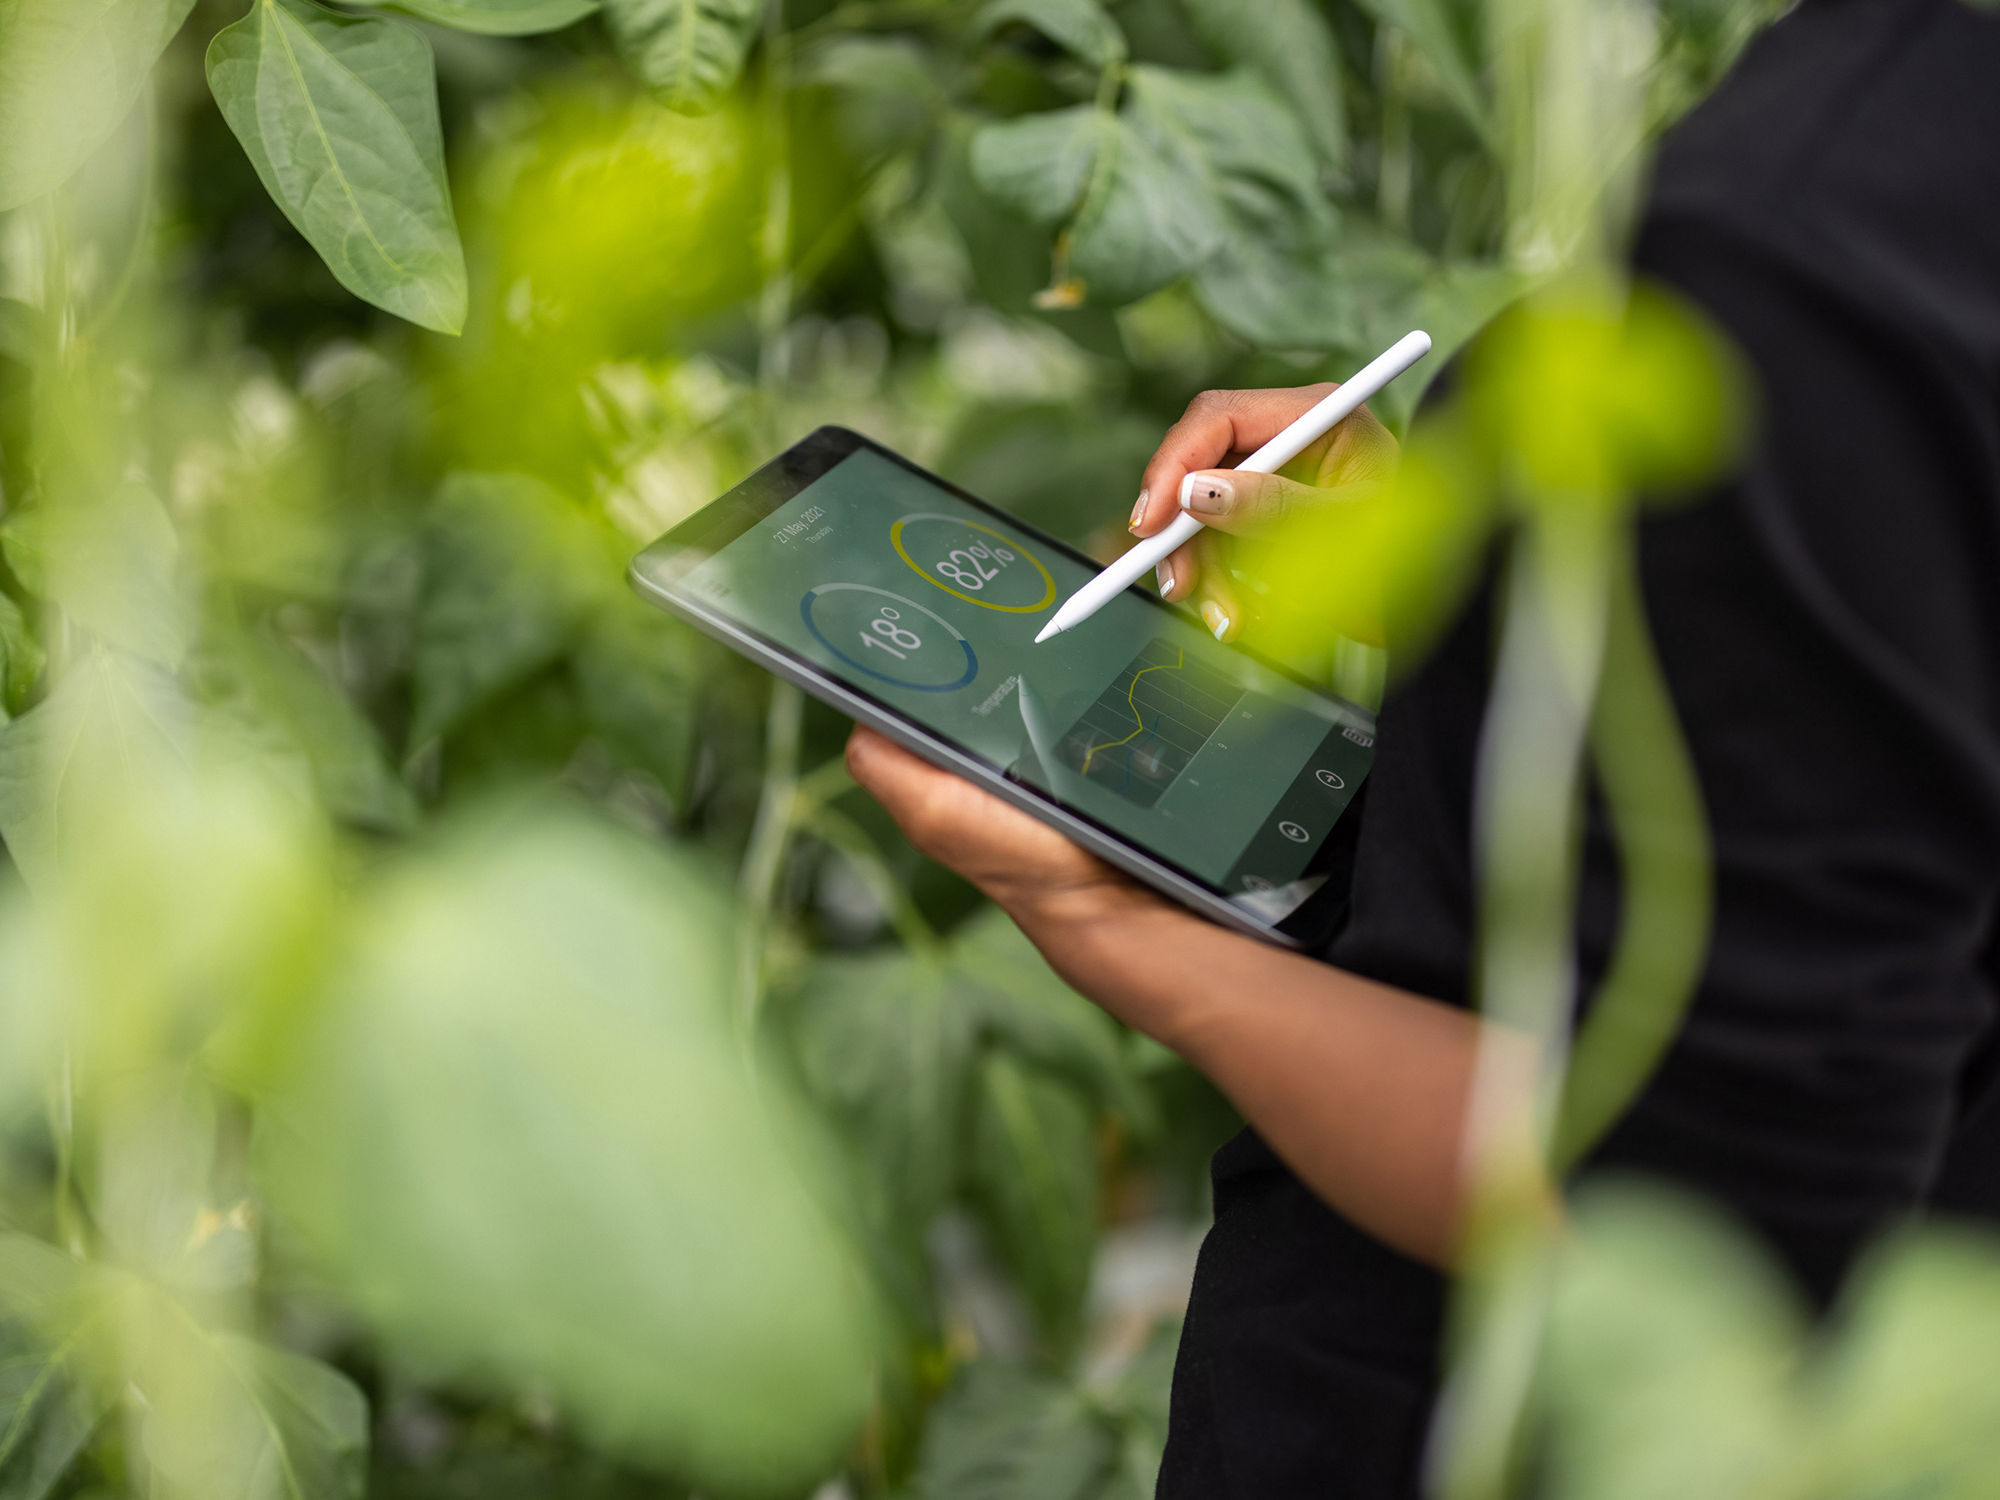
<box><xmin>1131</xmin><ymin>384</ymin><xmax>1400</xmax><ymax>643</ymax></box>
<box><xmin>844</xmin><ymin>726</ymin><xmax>1207</xmax><ymax>1037</ymax></box>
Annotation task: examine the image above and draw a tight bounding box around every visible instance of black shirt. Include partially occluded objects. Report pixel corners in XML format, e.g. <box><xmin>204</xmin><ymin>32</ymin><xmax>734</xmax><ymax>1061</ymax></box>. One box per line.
<box><xmin>1158</xmin><ymin>3</ymin><xmax>2000</xmax><ymax>1494</ymax></box>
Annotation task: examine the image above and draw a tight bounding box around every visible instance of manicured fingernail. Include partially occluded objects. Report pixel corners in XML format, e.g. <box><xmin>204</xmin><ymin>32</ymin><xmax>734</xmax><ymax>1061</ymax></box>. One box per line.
<box><xmin>1156</xmin><ymin>559</ymin><xmax>1175</xmax><ymax>598</ymax></box>
<box><xmin>1182</xmin><ymin>474</ymin><xmax>1234</xmax><ymax>515</ymax></box>
<box><xmin>1128</xmin><ymin>489</ymin><xmax>1149</xmax><ymax>532</ymax></box>
<box><xmin>1201</xmin><ymin>601</ymin><xmax>1231</xmax><ymax>639</ymax></box>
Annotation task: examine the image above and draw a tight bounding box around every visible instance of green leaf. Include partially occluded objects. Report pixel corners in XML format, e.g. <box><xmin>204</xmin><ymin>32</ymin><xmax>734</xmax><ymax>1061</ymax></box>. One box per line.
<box><xmin>0</xmin><ymin>1236</ymin><xmax>108</xmax><ymax>1500</ymax></box>
<box><xmin>349</xmin><ymin>0</ymin><xmax>599</xmax><ymax>36</ymax></box>
<box><xmin>254</xmin><ymin>805</ymin><xmax>880</xmax><ymax>1494</ymax></box>
<box><xmin>569</xmin><ymin>600</ymin><xmax>702</xmax><ymax>800</ymax></box>
<box><xmin>967</xmin><ymin>1052</ymin><xmax>1100</xmax><ymax>1355</ymax></box>
<box><xmin>0</xmin><ymin>647</ymin><xmax>189</xmax><ymax>891</ymax></box>
<box><xmin>951</xmin><ymin>906</ymin><xmax>1154</xmax><ymax>1135</ymax></box>
<box><xmin>410</xmin><ymin>472</ymin><xmax>607</xmax><ymax>748</ymax></box>
<box><xmin>205</xmin><ymin>0</ymin><xmax>468</xmax><ymax>334</ymax></box>
<box><xmin>0</xmin><ymin>0</ymin><xmax>196</xmax><ymax>211</ymax></box>
<box><xmin>911</xmin><ymin>1359</ymin><xmax>1117</xmax><ymax>1500</ymax></box>
<box><xmin>1124</xmin><ymin>66</ymin><xmax>1351</xmax><ymax>348</ymax></box>
<box><xmin>974</xmin><ymin>0</ymin><xmax>1127</xmax><ymax>69</ymax></box>
<box><xmin>970</xmin><ymin>106</ymin><xmax>1222</xmax><ymax>305</ymax></box>
<box><xmin>1540</xmin><ymin>1184</ymin><xmax>1805</xmax><ymax>1500</ymax></box>
<box><xmin>0</xmin><ymin>513</ymin><xmax>45</xmax><ymax>600</ymax></box>
<box><xmin>1808</xmin><ymin>1230</ymin><xmax>2000</xmax><ymax>1500</ymax></box>
<box><xmin>602</xmin><ymin>0</ymin><xmax>763</xmax><ymax>114</ymax></box>
<box><xmin>137</xmin><ymin>1328</ymin><xmax>367</xmax><ymax>1500</ymax></box>
<box><xmin>42</xmin><ymin>482</ymin><xmax>185</xmax><ymax>668</ymax></box>
<box><xmin>1175</xmin><ymin>0</ymin><xmax>1347</xmax><ymax>174</ymax></box>
<box><xmin>1355</xmin><ymin>0</ymin><xmax>1491</xmax><ymax>144</ymax></box>
<box><xmin>0</xmin><ymin>594</ymin><xmax>42</xmax><ymax>718</ymax></box>
<box><xmin>210</xmin><ymin>623</ymin><xmax>416</xmax><ymax>832</ymax></box>
<box><xmin>0</xmin><ymin>300</ymin><xmax>39</xmax><ymax>366</ymax></box>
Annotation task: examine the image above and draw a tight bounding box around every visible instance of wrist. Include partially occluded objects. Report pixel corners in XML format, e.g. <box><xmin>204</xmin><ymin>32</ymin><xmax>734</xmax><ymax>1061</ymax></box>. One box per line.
<box><xmin>1008</xmin><ymin>892</ymin><xmax>1221</xmax><ymax>1051</ymax></box>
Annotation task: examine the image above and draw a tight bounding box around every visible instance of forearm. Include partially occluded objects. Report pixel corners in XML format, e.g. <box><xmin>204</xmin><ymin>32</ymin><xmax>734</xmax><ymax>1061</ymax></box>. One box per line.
<box><xmin>1018</xmin><ymin>900</ymin><xmax>1501</xmax><ymax>1268</ymax></box>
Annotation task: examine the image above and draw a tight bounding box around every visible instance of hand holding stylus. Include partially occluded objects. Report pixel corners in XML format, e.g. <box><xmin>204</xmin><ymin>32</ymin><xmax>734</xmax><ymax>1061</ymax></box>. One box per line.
<box><xmin>1034</xmin><ymin>330</ymin><xmax>1430</xmax><ymax>643</ymax></box>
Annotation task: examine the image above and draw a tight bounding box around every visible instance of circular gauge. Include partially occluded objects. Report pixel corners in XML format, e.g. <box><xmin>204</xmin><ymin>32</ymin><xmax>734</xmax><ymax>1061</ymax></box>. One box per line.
<box><xmin>801</xmin><ymin>583</ymin><xmax>979</xmax><ymax>692</ymax></box>
<box><xmin>890</xmin><ymin>512</ymin><xmax>1056</xmax><ymax>613</ymax></box>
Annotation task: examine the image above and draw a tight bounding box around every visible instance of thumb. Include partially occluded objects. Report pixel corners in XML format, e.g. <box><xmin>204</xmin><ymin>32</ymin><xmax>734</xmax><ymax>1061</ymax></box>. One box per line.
<box><xmin>1177</xmin><ymin>468</ymin><xmax>1328</xmax><ymax>533</ymax></box>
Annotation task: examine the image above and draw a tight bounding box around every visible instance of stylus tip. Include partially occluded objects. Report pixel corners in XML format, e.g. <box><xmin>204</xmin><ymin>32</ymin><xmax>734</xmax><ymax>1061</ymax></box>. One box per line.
<box><xmin>1033</xmin><ymin>620</ymin><xmax>1061</xmax><ymax>644</ymax></box>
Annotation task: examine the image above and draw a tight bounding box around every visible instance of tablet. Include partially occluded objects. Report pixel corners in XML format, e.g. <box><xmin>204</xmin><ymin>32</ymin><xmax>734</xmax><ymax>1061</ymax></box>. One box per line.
<box><xmin>628</xmin><ymin>427</ymin><xmax>1374</xmax><ymax>948</ymax></box>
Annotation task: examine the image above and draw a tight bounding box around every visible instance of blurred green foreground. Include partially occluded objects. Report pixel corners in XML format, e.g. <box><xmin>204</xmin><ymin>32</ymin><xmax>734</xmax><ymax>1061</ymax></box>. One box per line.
<box><xmin>4</xmin><ymin>2</ymin><xmax>2000</xmax><ymax>1499</ymax></box>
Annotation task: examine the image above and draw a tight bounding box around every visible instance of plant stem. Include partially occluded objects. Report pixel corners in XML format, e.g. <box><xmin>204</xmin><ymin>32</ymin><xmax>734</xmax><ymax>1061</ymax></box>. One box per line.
<box><xmin>736</xmin><ymin>679</ymin><xmax>804</xmax><ymax>1046</ymax></box>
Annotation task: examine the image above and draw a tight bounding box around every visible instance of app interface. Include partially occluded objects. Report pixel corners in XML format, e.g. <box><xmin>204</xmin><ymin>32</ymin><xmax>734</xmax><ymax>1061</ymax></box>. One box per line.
<box><xmin>681</xmin><ymin>449</ymin><xmax>1373</xmax><ymax>904</ymax></box>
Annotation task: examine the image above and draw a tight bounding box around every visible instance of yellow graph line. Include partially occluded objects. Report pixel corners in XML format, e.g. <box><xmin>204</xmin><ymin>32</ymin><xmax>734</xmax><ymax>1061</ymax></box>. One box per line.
<box><xmin>1080</xmin><ymin>650</ymin><xmax>1186</xmax><ymax>775</ymax></box>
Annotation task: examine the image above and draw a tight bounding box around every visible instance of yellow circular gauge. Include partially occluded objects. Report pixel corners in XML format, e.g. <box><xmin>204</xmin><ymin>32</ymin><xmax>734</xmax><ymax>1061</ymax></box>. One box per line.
<box><xmin>890</xmin><ymin>512</ymin><xmax>1056</xmax><ymax>613</ymax></box>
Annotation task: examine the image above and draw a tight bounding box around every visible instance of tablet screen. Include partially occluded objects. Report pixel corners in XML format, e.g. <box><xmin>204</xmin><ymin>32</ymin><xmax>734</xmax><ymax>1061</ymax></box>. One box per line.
<box><xmin>663</xmin><ymin>438</ymin><xmax>1373</xmax><ymax>916</ymax></box>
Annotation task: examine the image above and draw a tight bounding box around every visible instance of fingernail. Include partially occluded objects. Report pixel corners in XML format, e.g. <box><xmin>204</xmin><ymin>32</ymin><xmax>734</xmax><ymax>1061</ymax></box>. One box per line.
<box><xmin>1128</xmin><ymin>489</ymin><xmax>1149</xmax><ymax>532</ymax></box>
<box><xmin>1182</xmin><ymin>474</ymin><xmax>1234</xmax><ymax>516</ymax></box>
<box><xmin>1156</xmin><ymin>559</ymin><xmax>1175</xmax><ymax>598</ymax></box>
<box><xmin>1201</xmin><ymin>601</ymin><xmax>1231</xmax><ymax>639</ymax></box>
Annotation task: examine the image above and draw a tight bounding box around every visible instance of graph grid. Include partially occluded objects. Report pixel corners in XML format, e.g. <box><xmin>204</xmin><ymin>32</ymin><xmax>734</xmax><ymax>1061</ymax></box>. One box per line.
<box><xmin>1053</xmin><ymin>638</ymin><xmax>1244</xmax><ymax>808</ymax></box>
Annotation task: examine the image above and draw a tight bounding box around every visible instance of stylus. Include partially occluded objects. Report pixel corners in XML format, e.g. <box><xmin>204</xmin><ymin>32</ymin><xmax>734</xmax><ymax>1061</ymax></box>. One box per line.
<box><xmin>1032</xmin><ymin>329</ymin><xmax>1433</xmax><ymax>643</ymax></box>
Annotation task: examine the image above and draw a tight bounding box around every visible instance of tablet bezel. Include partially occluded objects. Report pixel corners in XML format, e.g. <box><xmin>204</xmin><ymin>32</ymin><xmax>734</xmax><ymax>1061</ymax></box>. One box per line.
<box><xmin>628</xmin><ymin>425</ymin><xmax>1367</xmax><ymax>949</ymax></box>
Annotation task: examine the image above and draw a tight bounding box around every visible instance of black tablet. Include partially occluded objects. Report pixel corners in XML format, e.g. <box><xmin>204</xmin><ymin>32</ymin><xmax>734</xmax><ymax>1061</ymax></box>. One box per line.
<box><xmin>628</xmin><ymin>427</ymin><xmax>1373</xmax><ymax>948</ymax></box>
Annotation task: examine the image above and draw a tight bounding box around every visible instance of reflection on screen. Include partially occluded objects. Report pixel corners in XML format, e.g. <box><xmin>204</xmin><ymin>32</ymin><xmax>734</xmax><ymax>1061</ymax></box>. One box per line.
<box><xmin>680</xmin><ymin>449</ymin><xmax>1373</xmax><ymax>898</ymax></box>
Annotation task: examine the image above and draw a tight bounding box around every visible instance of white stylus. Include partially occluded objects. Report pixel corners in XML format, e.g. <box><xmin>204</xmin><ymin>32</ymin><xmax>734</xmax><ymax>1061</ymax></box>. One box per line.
<box><xmin>1033</xmin><ymin>329</ymin><xmax>1434</xmax><ymax>644</ymax></box>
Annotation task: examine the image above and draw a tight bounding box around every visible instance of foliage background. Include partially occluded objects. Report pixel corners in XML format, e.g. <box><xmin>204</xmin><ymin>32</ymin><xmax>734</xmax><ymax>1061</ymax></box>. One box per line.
<box><xmin>11</xmin><ymin>2</ymin><xmax>1959</xmax><ymax>1499</ymax></box>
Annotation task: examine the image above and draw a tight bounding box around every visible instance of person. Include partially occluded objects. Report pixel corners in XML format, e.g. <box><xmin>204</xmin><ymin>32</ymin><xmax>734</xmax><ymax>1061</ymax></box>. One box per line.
<box><xmin>847</xmin><ymin>0</ymin><xmax>2000</xmax><ymax>1492</ymax></box>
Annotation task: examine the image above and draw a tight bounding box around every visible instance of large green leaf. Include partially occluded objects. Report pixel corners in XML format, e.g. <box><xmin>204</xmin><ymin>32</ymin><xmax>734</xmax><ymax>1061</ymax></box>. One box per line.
<box><xmin>973</xmin><ymin>0</ymin><xmax>1127</xmax><ymax>69</ymax></box>
<box><xmin>1125</xmin><ymin>66</ymin><xmax>1351</xmax><ymax>349</ymax></box>
<box><xmin>0</xmin><ymin>647</ymin><xmax>189</xmax><ymax>891</ymax></box>
<box><xmin>968</xmin><ymin>1052</ymin><xmax>1100</xmax><ymax>1355</ymax></box>
<box><xmin>205</xmin><ymin>0</ymin><xmax>467</xmax><ymax>334</ymax></box>
<box><xmin>1175</xmin><ymin>0</ymin><xmax>1346</xmax><ymax>174</ymax></box>
<box><xmin>139</xmin><ymin>1331</ymin><xmax>368</xmax><ymax>1500</ymax></box>
<box><xmin>350</xmin><ymin>0</ymin><xmax>598</xmax><ymax>35</ymax></box>
<box><xmin>43</xmin><ymin>482</ymin><xmax>185</xmax><ymax>668</ymax></box>
<box><xmin>569</xmin><ymin>600</ymin><xmax>702</xmax><ymax>801</ymax></box>
<box><xmin>254</xmin><ymin>805</ymin><xmax>880</xmax><ymax>1494</ymax></box>
<box><xmin>0</xmin><ymin>0</ymin><xmax>196</xmax><ymax>211</ymax></box>
<box><xmin>0</xmin><ymin>1236</ymin><xmax>108</xmax><ymax>1500</ymax></box>
<box><xmin>911</xmin><ymin>1359</ymin><xmax>1118</xmax><ymax>1500</ymax></box>
<box><xmin>410</xmin><ymin>472</ymin><xmax>607</xmax><ymax>748</ymax></box>
<box><xmin>603</xmin><ymin>0</ymin><xmax>763</xmax><ymax>114</ymax></box>
<box><xmin>970</xmin><ymin>105</ymin><xmax>1221</xmax><ymax>305</ymax></box>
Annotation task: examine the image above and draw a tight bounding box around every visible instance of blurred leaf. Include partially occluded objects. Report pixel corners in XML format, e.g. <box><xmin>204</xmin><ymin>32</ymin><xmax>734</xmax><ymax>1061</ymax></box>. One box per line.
<box><xmin>0</xmin><ymin>1235</ymin><xmax>108</xmax><ymax>1500</ymax></box>
<box><xmin>411</xmin><ymin>472</ymin><xmax>607</xmax><ymax>748</ymax></box>
<box><xmin>910</xmin><ymin>1359</ymin><xmax>1117</xmax><ymax>1500</ymax></box>
<box><xmin>0</xmin><ymin>512</ymin><xmax>45</xmax><ymax>600</ymax></box>
<box><xmin>790</xmin><ymin>947</ymin><xmax>976</xmax><ymax>1237</ymax></box>
<box><xmin>1539</xmin><ymin>1184</ymin><xmax>1805</xmax><ymax>1500</ymax></box>
<box><xmin>45</xmin><ymin>481</ymin><xmax>184</xmax><ymax>668</ymax></box>
<box><xmin>569</xmin><ymin>602</ymin><xmax>701</xmax><ymax>800</ymax></box>
<box><xmin>0</xmin><ymin>647</ymin><xmax>188</xmax><ymax>891</ymax></box>
<box><xmin>351</xmin><ymin>0</ymin><xmax>599</xmax><ymax>35</ymax></box>
<box><xmin>1809</xmin><ymin>1230</ymin><xmax>2000</xmax><ymax>1499</ymax></box>
<box><xmin>206</xmin><ymin>0</ymin><xmax>468</xmax><ymax>335</ymax></box>
<box><xmin>137</xmin><ymin>1323</ymin><xmax>367</xmax><ymax>1500</ymax></box>
<box><xmin>603</xmin><ymin>0</ymin><xmax>763</xmax><ymax>114</ymax></box>
<box><xmin>970</xmin><ymin>105</ymin><xmax>1220</xmax><ymax>305</ymax></box>
<box><xmin>974</xmin><ymin>0</ymin><xmax>1128</xmax><ymax>68</ymax></box>
<box><xmin>0</xmin><ymin>0</ymin><xmax>196</xmax><ymax>212</ymax></box>
<box><xmin>0</xmin><ymin>593</ymin><xmax>41</xmax><ymax>717</ymax></box>
<box><xmin>968</xmin><ymin>1052</ymin><xmax>1099</xmax><ymax>1356</ymax></box>
<box><xmin>1174</xmin><ymin>0</ymin><xmax>1347</xmax><ymax>174</ymax></box>
<box><xmin>211</xmin><ymin>624</ymin><xmax>416</xmax><ymax>832</ymax></box>
<box><xmin>1355</xmin><ymin>0</ymin><xmax>1491</xmax><ymax>143</ymax></box>
<box><xmin>1124</xmin><ymin>65</ymin><xmax>1350</xmax><ymax>348</ymax></box>
<box><xmin>0</xmin><ymin>300</ymin><xmax>38</xmax><ymax>366</ymax></box>
<box><xmin>952</xmin><ymin>906</ymin><xmax>1155</xmax><ymax>1136</ymax></box>
<box><xmin>256</xmin><ymin>805</ymin><xmax>879</xmax><ymax>1493</ymax></box>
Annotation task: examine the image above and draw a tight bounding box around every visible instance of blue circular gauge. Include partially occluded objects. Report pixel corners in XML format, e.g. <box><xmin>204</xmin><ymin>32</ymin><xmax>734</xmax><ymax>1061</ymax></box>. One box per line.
<box><xmin>801</xmin><ymin>583</ymin><xmax>978</xmax><ymax>692</ymax></box>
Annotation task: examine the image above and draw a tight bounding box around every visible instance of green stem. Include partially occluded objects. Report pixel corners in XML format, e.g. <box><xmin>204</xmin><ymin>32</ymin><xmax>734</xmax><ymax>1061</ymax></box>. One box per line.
<box><xmin>1550</xmin><ymin>531</ymin><xmax>1711</xmax><ymax>1170</ymax></box>
<box><xmin>799</xmin><ymin>801</ymin><xmax>941</xmax><ymax>958</ymax></box>
<box><xmin>736</xmin><ymin>680</ymin><xmax>804</xmax><ymax>1044</ymax></box>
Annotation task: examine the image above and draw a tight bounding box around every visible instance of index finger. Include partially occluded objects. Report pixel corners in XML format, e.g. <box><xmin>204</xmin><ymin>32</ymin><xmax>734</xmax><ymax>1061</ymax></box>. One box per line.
<box><xmin>1133</xmin><ymin>384</ymin><xmax>1336</xmax><ymax>537</ymax></box>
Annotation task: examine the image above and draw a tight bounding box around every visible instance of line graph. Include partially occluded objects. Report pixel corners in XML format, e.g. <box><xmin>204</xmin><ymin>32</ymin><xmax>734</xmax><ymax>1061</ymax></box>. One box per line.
<box><xmin>1054</xmin><ymin>638</ymin><xmax>1244</xmax><ymax>808</ymax></box>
